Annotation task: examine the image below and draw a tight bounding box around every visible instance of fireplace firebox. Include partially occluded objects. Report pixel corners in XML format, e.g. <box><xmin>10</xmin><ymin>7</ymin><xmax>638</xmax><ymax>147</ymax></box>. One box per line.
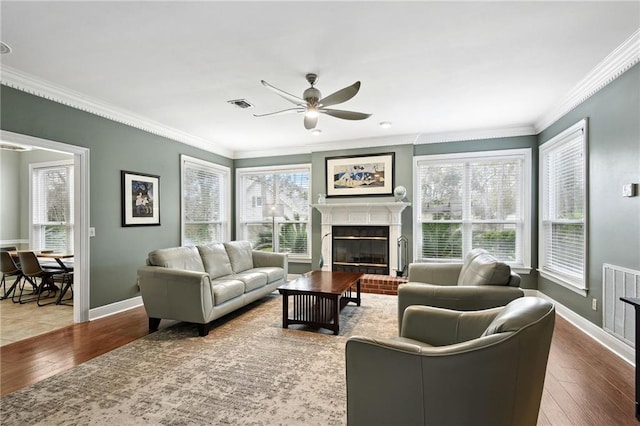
<box><xmin>332</xmin><ymin>225</ymin><xmax>389</xmax><ymax>275</ymax></box>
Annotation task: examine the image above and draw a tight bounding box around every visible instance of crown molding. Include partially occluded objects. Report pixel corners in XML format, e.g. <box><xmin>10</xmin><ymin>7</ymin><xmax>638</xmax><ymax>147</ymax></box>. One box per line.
<box><xmin>414</xmin><ymin>126</ymin><xmax>537</xmax><ymax>145</ymax></box>
<box><xmin>0</xmin><ymin>66</ymin><xmax>233</xmax><ymax>158</ymax></box>
<box><xmin>535</xmin><ymin>28</ymin><xmax>640</xmax><ymax>133</ymax></box>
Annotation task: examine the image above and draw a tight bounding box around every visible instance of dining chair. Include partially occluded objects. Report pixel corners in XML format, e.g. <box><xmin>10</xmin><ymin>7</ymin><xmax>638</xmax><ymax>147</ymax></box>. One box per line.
<box><xmin>17</xmin><ymin>251</ymin><xmax>60</xmax><ymax>306</ymax></box>
<box><xmin>1</xmin><ymin>251</ymin><xmax>23</xmax><ymax>300</ymax></box>
<box><xmin>56</xmin><ymin>271</ymin><xmax>74</xmax><ymax>305</ymax></box>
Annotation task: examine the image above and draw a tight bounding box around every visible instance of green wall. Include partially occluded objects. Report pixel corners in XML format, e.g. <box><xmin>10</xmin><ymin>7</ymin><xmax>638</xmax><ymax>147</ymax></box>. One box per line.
<box><xmin>1</xmin><ymin>86</ymin><xmax>233</xmax><ymax>308</ymax></box>
<box><xmin>538</xmin><ymin>63</ymin><xmax>640</xmax><ymax>325</ymax></box>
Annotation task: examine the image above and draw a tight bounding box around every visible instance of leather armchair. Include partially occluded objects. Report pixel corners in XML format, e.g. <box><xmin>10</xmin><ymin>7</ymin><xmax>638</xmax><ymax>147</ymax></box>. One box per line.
<box><xmin>398</xmin><ymin>249</ymin><xmax>524</xmax><ymax>330</ymax></box>
<box><xmin>346</xmin><ymin>297</ymin><xmax>555</xmax><ymax>426</ymax></box>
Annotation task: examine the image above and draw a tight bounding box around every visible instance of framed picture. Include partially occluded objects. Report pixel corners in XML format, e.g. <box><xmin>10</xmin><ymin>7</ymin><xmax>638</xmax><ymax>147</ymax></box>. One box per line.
<box><xmin>121</xmin><ymin>170</ymin><xmax>160</xmax><ymax>226</ymax></box>
<box><xmin>326</xmin><ymin>152</ymin><xmax>395</xmax><ymax>197</ymax></box>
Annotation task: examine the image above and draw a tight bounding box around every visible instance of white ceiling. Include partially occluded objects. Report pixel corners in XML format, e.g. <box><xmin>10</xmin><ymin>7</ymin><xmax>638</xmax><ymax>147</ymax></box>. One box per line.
<box><xmin>1</xmin><ymin>1</ymin><xmax>639</xmax><ymax>158</ymax></box>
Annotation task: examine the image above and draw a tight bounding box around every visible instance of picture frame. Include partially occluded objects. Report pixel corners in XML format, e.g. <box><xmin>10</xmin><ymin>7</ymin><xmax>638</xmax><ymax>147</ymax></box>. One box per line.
<box><xmin>325</xmin><ymin>152</ymin><xmax>395</xmax><ymax>197</ymax></box>
<box><xmin>121</xmin><ymin>170</ymin><xmax>160</xmax><ymax>226</ymax></box>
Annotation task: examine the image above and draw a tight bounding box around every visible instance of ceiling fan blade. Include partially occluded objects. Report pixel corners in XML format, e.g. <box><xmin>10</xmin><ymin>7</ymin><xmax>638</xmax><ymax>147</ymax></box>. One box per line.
<box><xmin>318</xmin><ymin>81</ymin><xmax>361</xmax><ymax>108</ymax></box>
<box><xmin>261</xmin><ymin>80</ymin><xmax>306</xmax><ymax>106</ymax></box>
<box><xmin>304</xmin><ymin>114</ymin><xmax>318</xmax><ymax>129</ymax></box>
<box><xmin>253</xmin><ymin>107</ymin><xmax>304</xmax><ymax>117</ymax></box>
<box><xmin>320</xmin><ymin>108</ymin><xmax>371</xmax><ymax>120</ymax></box>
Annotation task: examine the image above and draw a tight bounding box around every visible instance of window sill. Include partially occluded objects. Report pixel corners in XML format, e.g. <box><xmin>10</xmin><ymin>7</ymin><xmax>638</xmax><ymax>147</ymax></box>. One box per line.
<box><xmin>538</xmin><ymin>269</ymin><xmax>587</xmax><ymax>297</ymax></box>
<box><xmin>511</xmin><ymin>266</ymin><xmax>532</xmax><ymax>275</ymax></box>
<box><xmin>287</xmin><ymin>257</ymin><xmax>311</xmax><ymax>264</ymax></box>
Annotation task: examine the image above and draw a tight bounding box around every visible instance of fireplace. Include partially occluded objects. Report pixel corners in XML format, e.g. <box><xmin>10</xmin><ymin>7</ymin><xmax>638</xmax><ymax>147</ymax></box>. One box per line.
<box><xmin>312</xmin><ymin>202</ymin><xmax>410</xmax><ymax>276</ymax></box>
<box><xmin>332</xmin><ymin>225</ymin><xmax>389</xmax><ymax>275</ymax></box>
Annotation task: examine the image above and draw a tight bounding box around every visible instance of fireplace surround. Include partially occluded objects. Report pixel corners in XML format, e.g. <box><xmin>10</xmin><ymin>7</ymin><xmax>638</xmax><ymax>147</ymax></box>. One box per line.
<box><xmin>312</xmin><ymin>202</ymin><xmax>411</xmax><ymax>276</ymax></box>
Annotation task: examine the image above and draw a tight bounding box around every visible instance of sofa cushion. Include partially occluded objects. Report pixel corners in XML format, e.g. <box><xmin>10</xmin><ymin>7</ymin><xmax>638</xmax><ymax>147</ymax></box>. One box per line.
<box><xmin>211</xmin><ymin>280</ymin><xmax>245</xmax><ymax>306</ymax></box>
<box><xmin>231</xmin><ymin>271</ymin><xmax>268</xmax><ymax>292</ymax></box>
<box><xmin>482</xmin><ymin>297</ymin><xmax>553</xmax><ymax>336</ymax></box>
<box><xmin>250</xmin><ymin>266</ymin><xmax>284</xmax><ymax>282</ymax></box>
<box><xmin>457</xmin><ymin>249</ymin><xmax>511</xmax><ymax>286</ymax></box>
<box><xmin>197</xmin><ymin>243</ymin><xmax>234</xmax><ymax>279</ymax></box>
<box><xmin>147</xmin><ymin>246</ymin><xmax>205</xmax><ymax>272</ymax></box>
<box><xmin>224</xmin><ymin>241</ymin><xmax>254</xmax><ymax>273</ymax></box>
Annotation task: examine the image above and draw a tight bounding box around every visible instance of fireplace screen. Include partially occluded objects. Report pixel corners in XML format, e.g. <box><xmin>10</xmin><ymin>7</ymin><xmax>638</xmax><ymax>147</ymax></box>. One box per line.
<box><xmin>332</xmin><ymin>225</ymin><xmax>389</xmax><ymax>275</ymax></box>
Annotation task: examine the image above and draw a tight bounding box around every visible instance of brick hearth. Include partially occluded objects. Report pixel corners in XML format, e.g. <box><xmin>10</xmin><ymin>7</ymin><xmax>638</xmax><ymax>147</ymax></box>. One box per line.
<box><xmin>360</xmin><ymin>274</ymin><xmax>407</xmax><ymax>295</ymax></box>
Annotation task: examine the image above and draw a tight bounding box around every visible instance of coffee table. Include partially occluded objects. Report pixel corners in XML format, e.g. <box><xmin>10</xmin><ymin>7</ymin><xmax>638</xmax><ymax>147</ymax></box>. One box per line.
<box><xmin>278</xmin><ymin>270</ymin><xmax>362</xmax><ymax>335</ymax></box>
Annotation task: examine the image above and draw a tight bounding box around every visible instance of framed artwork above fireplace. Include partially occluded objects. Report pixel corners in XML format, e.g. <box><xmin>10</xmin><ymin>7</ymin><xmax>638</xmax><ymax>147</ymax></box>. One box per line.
<box><xmin>325</xmin><ymin>152</ymin><xmax>395</xmax><ymax>197</ymax></box>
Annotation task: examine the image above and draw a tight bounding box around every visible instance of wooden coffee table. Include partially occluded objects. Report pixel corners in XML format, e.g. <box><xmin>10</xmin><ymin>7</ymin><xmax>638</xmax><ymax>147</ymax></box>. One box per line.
<box><xmin>278</xmin><ymin>270</ymin><xmax>362</xmax><ymax>335</ymax></box>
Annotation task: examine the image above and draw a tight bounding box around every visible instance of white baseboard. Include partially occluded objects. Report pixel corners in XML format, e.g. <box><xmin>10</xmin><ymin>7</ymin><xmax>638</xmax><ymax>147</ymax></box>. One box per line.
<box><xmin>89</xmin><ymin>296</ymin><xmax>144</xmax><ymax>321</ymax></box>
<box><xmin>526</xmin><ymin>289</ymin><xmax>635</xmax><ymax>366</ymax></box>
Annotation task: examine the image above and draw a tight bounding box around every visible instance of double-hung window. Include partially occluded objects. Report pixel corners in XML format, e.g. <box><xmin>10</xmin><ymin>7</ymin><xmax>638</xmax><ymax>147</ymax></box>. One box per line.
<box><xmin>31</xmin><ymin>160</ymin><xmax>74</xmax><ymax>252</ymax></box>
<box><xmin>236</xmin><ymin>164</ymin><xmax>311</xmax><ymax>258</ymax></box>
<box><xmin>414</xmin><ymin>149</ymin><xmax>531</xmax><ymax>269</ymax></box>
<box><xmin>539</xmin><ymin>119</ymin><xmax>587</xmax><ymax>292</ymax></box>
<box><xmin>180</xmin><ymin>155</ymin><xmax>230</xmax><ymax>245</ymax></box>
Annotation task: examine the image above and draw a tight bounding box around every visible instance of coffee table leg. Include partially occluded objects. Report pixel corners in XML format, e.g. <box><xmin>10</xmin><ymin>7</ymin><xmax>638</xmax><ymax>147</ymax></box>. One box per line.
<box><xmin>333</xmin><ymin>295</ymin><xmax>340</xmax><ymax>335</ymax></box>
<box><xmin>282</xmin><ymin>292</ymin><xmax>289</xmax><ymax>329</ymax></box>
<box><xmin>356</xmin><ymin>279</ymin><xmax>361</xmax><ymax>306</ymax></box>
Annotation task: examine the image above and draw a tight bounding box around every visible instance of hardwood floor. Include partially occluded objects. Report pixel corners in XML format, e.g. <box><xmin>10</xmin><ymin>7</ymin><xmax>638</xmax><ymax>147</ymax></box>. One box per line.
<box><xmin>0</xmin><ymin>306</ymin><xmax>636</xmax><ymax>424</ymax></box>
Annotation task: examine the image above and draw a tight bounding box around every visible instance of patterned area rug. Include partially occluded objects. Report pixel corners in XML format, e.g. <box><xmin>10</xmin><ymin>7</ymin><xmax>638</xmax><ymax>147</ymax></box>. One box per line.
<box><xmin>1</xmin><ymin>292</ymin><xmax>398</xmax><ymax>425</ymax></box>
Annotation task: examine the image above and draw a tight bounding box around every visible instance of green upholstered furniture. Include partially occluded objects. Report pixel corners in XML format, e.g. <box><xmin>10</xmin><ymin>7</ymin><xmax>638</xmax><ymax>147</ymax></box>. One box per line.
<box><xmin>346</xmin><ymin>297</ymin><xmax>555</xmax><ymax>426</ymax></box>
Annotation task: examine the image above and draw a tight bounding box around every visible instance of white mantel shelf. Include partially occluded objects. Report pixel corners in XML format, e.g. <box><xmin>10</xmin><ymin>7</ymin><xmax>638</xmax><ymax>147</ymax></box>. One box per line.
<box><xmin>312</xmin><ymin>201</ymin><xmax>411</xmax><ymax>275</ymax></box>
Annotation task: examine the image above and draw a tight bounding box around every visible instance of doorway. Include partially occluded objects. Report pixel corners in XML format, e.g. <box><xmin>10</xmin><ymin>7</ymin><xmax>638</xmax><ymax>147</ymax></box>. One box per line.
<box><xmin>1</xmin><ymin>130</ymin><xmax>90</xmax><ymax>330</ymax></box>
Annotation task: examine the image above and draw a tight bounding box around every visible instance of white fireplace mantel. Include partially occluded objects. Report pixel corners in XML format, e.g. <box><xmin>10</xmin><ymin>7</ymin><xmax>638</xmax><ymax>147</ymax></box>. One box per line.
<box><xmin>312</xmin><ymin>202</ymin><xmax>411</xmax><ymax>275</ymax></box>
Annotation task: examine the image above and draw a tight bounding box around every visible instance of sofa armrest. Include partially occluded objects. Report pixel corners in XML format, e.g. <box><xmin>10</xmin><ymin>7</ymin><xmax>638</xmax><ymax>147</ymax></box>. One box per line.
<box><xmin>407</xmin><ymin>262</ymin><xmax>462</xmax><ymax>285</ymax></box>
<box><xmin>252</xmin><ymin>251</ymin><xmax>288</xmax><ymax>274</ymax></box>
<box><xmin>397</xmin><ymin>283</ymin><xmax>524</xmax><ymax>332</ymax></box>
<box><xmin>401</xmin><ymin>305</ymin><xmax>502</xmax><ymax>345</ymax></box>
<box><xmin>137</xmin><ymin>266</ymin><xmax>215</xmax><ymax>324</ymax></box>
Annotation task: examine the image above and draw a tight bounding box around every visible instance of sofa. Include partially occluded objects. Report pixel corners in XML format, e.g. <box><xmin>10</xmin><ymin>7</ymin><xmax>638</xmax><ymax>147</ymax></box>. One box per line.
<box><xmin>138</xmin><ymin>241</ymin><xmax>288</xmax><ymax>336</ymax></box>
<box><xmin>346</xmin><ymin>297</ymin><xmax>556</xmax><ymax>426</ymax></box>
<box><xmin>397</xmin><ymin>249</ymin><xmax>524</xmax><ymax>330</ymax></box>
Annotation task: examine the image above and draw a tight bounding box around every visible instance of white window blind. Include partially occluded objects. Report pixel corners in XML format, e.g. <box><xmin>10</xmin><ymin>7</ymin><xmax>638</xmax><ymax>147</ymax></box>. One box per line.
<box><xmin>414</xmin><ymin>149</ymin><xmax>530</xmax><ymax>267</ymax></box>
<box><xmin>31</xmin><ymin>160</ymin><xmax>74</xmax><ymax>252</ymax></box>
<box><xmin>181</xmin><ymin>155</ymin><xmax>230</xmax><ymax>246</ymax></box>
<box><xmin>539</xmin><ymin>120</ymin><xmax>587</xmax><ymax>290</ymax></box>
<box><xmin>237</xmin><ymin>164</ymin><xmax>311</xmax><ymax>258</ymax></box>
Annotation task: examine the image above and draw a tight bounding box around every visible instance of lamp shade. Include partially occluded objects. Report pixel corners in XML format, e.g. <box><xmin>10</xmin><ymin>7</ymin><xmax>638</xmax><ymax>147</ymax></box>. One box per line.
<box><xmin>262</xmin><ymin>203</ymin><xmax>284</xmax><ymax>218</ymax></box>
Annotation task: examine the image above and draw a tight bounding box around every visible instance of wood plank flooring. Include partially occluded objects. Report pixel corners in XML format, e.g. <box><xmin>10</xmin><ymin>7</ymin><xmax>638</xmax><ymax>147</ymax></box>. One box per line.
<box><xmin>0</xmin><ymin>306</ymin><xmax>636</xmax><ymax>424</ymax></box>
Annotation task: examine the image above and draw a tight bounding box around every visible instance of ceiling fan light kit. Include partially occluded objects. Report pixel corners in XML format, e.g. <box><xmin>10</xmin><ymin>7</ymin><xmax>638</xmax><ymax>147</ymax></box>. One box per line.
<box><xmin>254</xmin><ymin>73</ymin><xmax>371</xmax><ymax>130</ymax></box>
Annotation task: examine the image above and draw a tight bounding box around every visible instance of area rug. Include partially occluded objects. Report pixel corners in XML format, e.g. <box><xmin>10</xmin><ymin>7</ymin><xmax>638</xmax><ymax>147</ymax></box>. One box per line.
<box><xmin>1</xmin><ymin>292</ymin><xmax>398</xmax><ymax>425</ymax></box>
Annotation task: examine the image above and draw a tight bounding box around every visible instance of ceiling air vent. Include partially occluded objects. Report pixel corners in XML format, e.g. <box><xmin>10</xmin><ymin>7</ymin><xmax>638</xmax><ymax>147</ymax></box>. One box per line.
<box><xmin>227</xmin><ymin>99</ymin><xmax>254</xmax><ymax>109</ymax></box>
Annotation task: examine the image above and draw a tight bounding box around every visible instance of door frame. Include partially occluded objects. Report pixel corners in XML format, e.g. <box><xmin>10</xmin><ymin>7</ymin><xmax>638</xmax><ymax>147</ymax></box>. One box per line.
<box><xmin>1</xmin><ymin>130</ymin><xmax>90</xmax><ymax>323</ymax></box>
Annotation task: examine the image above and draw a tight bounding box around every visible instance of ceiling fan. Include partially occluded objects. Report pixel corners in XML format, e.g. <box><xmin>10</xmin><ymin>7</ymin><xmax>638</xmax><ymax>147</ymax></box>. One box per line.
<box><xmin>254</xmin><ymin>73</ymin><xmax>371</xmax><ymax>130</ymax></box>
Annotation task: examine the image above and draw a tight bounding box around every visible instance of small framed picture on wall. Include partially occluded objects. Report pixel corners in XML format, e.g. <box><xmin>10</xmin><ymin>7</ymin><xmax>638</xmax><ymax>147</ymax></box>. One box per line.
<box><xmin>121</xmin><ymin>170</ymin><xmax>160</xmax><ymax>226</ymax></box>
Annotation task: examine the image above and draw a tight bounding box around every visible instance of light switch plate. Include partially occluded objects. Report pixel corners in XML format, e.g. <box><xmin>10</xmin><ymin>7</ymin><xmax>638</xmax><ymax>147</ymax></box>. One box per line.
<box><xmin>622</xmin><ymin>183</ymin><xmax>637</xmax><ymax>197</ymax></box>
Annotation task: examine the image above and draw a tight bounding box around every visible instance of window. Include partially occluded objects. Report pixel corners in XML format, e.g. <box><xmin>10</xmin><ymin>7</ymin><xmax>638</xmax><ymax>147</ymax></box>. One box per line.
<box><xmin>237</xmin><ymin>164</ymin><xmax>311</xmax><ymax>258</ymax></box>
<box><xmin>31</xmin><ymin>160</ymin><xmax>74</xmax><ymax>252</ymax></box>
<box><xmin>539</xmin><ymin>119</ymin><xmax>587</xmax><ymax>292</ymax></box>
<box><xmin>414</xmin><ymin>149</ymin><xmax>531</xmax><ymax>268</ymax></box>
<box><xmin>180</xmin><ymin>155</ymin><xmax>230</xmax><ymax>245</ymax></box>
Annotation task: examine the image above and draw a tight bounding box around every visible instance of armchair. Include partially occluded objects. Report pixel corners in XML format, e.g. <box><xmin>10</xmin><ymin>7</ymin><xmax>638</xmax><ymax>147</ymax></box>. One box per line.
<box><xmin>398</xmin><ymin>249</ymin><xmax>524</xmax><ymax>330</ymax></box>
<box><xmin>346</xmin><ymin>297</ymin><xmax>555</xmax><ymax>426</ymax></box>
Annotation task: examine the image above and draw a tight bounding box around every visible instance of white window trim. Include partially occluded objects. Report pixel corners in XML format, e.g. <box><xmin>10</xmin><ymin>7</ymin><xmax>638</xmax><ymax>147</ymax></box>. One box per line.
<box><xmin>236</xmin><ymin>163</ymin><xmax>312</xmax><ymax>260</ymax></box>
<box><xmin>413</xmin><ymin>148</ymin><xmax>532</xmax><ymax>270</ymax></box>
<box><xmin>29</xmin><ymin>159</ymin><xmax>75</xmax><ymax>251</ymax></box>
<box><xmin>180</xmin><ymin>155</ymin><xmax>231</xmax><ymax>245</ymax></box>
<box><xmin>538</xmin><ymin>118</ymin><xmax>588</xmax><ymax>295</ymax></box>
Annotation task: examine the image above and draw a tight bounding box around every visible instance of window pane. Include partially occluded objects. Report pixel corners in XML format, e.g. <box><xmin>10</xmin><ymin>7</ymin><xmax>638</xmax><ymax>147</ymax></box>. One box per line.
<box><xmin>472</xmin><ymin>223</ymin><xmax>517</xmax><ymax>261</ymax></box>
<box><xmin>43</xmin><ymin>225</ymin><xmax>70</xmax><ymax>252</ymax></box>
<box><xmin>419</xmin><ymin>163</ymin><xmax>463</xmax><ymax>220</ymax></box>
<box><xmin>246</xmin><ymin>223</ymin><xmax>273</xmax><ymax>251</ymax></box>
<box><xmin>421</xmin><ymin>222</ymin><xmax>462</xmax><ymax>260</ymax></box>
<box><xmin>184</xmin><ymin>223</ymin><xmax>221</xmax><ymax>246</ymax></box>
<box><xmin>470</xmin><ymin>160</ymin><xmax>521</xmax><ymax>220</ymax></box>
<box><xmin>280</xmin><ymin>221</ymin><xmax>308</xmax><ymax>254</ymax></box>
<box><xmin>546</xmin><ymin>222</ymin><xmax>584</xmax><ymax>277</ymax></box>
